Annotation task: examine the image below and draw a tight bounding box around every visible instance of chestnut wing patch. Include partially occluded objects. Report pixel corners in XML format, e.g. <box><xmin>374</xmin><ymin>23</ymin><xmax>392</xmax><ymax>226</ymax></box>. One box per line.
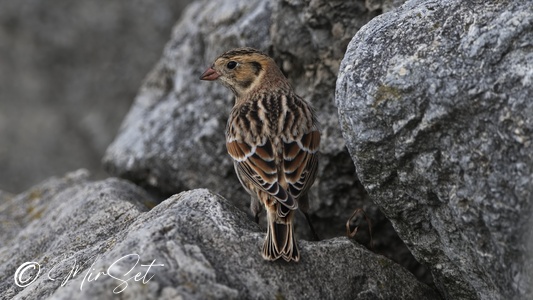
<box><xmin>227</xmin><ymin>139</ymin><xmax>297</xmax><ymax>214</ymax></box>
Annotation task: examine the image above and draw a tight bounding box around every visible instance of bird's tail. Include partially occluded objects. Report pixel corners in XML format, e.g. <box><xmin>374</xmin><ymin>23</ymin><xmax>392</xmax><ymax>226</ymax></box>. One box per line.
<box><xmin>262</xmin><ymin>210</ymin><xmax>299</xmax><ymax>262</ymax></box>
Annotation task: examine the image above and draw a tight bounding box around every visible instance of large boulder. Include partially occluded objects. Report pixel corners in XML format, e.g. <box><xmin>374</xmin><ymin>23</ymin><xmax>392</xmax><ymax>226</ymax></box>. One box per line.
<box><xmin>0</xmin><ymin>172</ymin><xmax>438</xmax><ymax>299</ymax></box>
<box><xmin>102</xmin><ymin>0</ymin><xmax>426</xmax><ymax>282</ymax></box>
<box><xmin>336</xmin><ymin>0</ymin><xmax>533</xmax><ymax>299</ymax></box>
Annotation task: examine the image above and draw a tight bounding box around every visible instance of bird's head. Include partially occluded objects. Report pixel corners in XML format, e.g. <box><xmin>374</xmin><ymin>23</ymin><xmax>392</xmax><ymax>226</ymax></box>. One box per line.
<box><xmin>200</xmin><ymin>47</ymin><xmax>289</xmax><ymax>99</ymax></box>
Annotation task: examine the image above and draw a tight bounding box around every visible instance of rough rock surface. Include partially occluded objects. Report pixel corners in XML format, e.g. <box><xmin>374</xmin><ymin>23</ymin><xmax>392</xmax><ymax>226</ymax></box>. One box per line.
<box><xmin>0</xmin><ymin>170</ymin><xmax>154</xmax><ymax>299</ymax></box>
<box><xmin>102</xmin><ymin>0</ymin><xmax>425</xmax><ymax>282</ymax></box>
<box><xmin>0</xmin><ymin>0</ymin><xmax>191</xmax><ymax>193</ymax></box>
<box><xmin>336</xmin><ymin>0</ymin><xmax>533</xmax><ymax>299</ymax></box>
<box><xmin>0</xmin><ymin>173</ymin><xmax>438</xmax><ymax>299</ymax></box>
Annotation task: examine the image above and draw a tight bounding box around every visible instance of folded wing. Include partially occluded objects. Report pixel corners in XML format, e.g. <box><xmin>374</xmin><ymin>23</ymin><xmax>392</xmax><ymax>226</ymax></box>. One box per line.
<box><xmin>226</xmin><ymin>138</ymin><xmax>297</xmax><ymax>216</ymax></box>
<box><xmin>283</xmin><ymin>130</ymin><xmax>320</xmax><ymax>201</ymax></box>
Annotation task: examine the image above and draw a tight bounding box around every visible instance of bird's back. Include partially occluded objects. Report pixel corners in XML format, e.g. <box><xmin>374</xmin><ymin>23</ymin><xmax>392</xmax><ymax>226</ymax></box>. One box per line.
<box><xmin>226</xmin><ymin>89</ymin><xmax>319</xmax><ymax>201</ymax></box>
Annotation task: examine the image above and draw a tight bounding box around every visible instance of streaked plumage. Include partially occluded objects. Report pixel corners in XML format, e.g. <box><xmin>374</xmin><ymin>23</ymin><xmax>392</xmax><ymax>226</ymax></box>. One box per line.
<box><xmin>200</xmin><ymin>47</ymin><xmax>320</xmax><ymax>262</ymax></box>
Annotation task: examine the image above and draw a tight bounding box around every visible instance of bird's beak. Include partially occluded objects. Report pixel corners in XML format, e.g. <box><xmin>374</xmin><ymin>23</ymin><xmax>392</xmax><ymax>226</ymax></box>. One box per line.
<box><xmin>199</xmin><ymin>67</ymin><xmax>220</xmax><ymax>81</ymax></box>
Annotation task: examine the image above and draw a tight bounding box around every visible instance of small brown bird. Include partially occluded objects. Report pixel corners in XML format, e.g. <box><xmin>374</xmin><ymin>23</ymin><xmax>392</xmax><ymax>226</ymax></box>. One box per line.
<box><xmin>200</xmin><ymin>47</ymin><xmax>320</xmax><ymax>262</ymax></box>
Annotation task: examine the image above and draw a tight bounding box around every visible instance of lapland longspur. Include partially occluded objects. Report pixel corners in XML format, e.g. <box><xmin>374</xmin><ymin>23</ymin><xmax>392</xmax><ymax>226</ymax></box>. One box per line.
<box><xmin>200</xmin><ymin>47</ymin><xmax>320</xmax><ymax>262</ymax></box>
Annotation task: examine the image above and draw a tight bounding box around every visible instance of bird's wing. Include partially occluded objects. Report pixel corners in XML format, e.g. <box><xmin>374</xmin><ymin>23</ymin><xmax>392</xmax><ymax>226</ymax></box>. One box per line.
<box><xmin>226</xmin><ymin>137</ymin><xmax>297</xmax><ymax>215</ymax></box>
<box><xmin>283</xmin><ymin>130</ymin><xmax>320</xmax><ymax>201</ymax></box>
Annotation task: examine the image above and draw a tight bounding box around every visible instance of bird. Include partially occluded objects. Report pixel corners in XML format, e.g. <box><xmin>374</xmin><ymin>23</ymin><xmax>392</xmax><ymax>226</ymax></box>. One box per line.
<box><xmin>200</xmin><ymin>47</ymin><xmax>320</xmax><ymax>262</ymax></box>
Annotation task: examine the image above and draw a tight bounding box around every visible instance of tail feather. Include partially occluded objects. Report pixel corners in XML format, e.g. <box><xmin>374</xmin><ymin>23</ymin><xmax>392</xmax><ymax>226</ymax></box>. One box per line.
<box><xmin>262</xmin><ymin>211</ymin><xmax>299</xmax><ymax>262</ymax></box>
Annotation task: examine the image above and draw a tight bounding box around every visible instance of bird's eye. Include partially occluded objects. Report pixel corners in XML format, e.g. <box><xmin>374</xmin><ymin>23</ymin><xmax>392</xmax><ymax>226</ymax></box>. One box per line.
<box><xmin>226</xmin><ymin>61</ymin><xmax>237</xmax><ymax>69</ymax></box>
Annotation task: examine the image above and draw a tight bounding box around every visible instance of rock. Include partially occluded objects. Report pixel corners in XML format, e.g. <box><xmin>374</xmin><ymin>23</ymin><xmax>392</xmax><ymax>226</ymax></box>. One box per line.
<box><xmin>0</xmin><ymin>0</ymin><xmax>192</xmax><ymax>193</ymax></box>
<box><xmin>102</xmin><ymin>0</ymin><xmax>427</xmax><ymax>283</ymax></box>
<box><xmin>365</xmin><ymin>0</ymin><xmax>408</xmax><ymax>13</ymax></box>
<box><xmin>0</xmin><ymin>190</ymin><xmax>15</xmax><ymax>242</ymax></box>
<box><xmin>103</xmin><ymin>0</ymin><xmax>274</xmax><ymax>205</ymax></box>
<box><xmin>336</xmin><ymin>0</ymin><xmax>533</xmax><ymax>299</ymax></box>
<box><xmin>0</xmin><ymin>176</ymin><xmax>438</xmax><ymax>299</ymax></box>
<box><xmin>0</xmin><ymin>170</ymin><xmax>154</xmax><ymax>299</ymax></box>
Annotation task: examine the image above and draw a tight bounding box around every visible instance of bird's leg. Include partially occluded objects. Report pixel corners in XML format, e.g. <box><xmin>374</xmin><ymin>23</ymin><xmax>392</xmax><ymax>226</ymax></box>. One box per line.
<box><xmin>298</xmin><ymin>194</ymin><xmax>319</xmax><ymax>241</ymax></box>
<box><xmin>303</xmin><ymin>212</ymin><xmax>319</xmax><ymax>241</ymax></box>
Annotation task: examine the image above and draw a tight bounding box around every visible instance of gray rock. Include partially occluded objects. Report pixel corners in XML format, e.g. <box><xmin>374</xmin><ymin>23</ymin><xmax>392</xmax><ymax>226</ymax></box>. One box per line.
<box><xmin>0</xmin><ymin>170</ymin><xmax>154</xmax><ymax>299</ymax></box>
<box><xmin>0</xmin><ymin>0</ymin><xmax>192</xmax><ymax>193</ymax></box>
<box><xmin>0</xmin><ymin>177</ymin><xmax>438</xmax><ymax>299</ymax></box>
<box><xmin>336</xmin><ymin>0</ymin><xmax>533</xmax><ymax>299</ymax></box>
<box><xmin>102</xmin><ymin>0</ymin><xmax>426</xmax><ymax>282</ymax></box>
<box><xmin>103</xmin><ymin>0</ymin><xmax>273</xmax><ymax>208</ymax></box>
<box><xmin>365</xmin><ymin>0</ymin><xmax>407</xmax><ymax>13</ymax></box>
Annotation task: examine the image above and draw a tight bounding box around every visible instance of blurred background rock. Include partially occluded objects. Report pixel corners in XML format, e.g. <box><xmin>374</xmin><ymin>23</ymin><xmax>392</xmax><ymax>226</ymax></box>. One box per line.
<box><xmin>0</xmin><ymin>0</ymin><xmax>192</xmax><ymax>193</ymax></box>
